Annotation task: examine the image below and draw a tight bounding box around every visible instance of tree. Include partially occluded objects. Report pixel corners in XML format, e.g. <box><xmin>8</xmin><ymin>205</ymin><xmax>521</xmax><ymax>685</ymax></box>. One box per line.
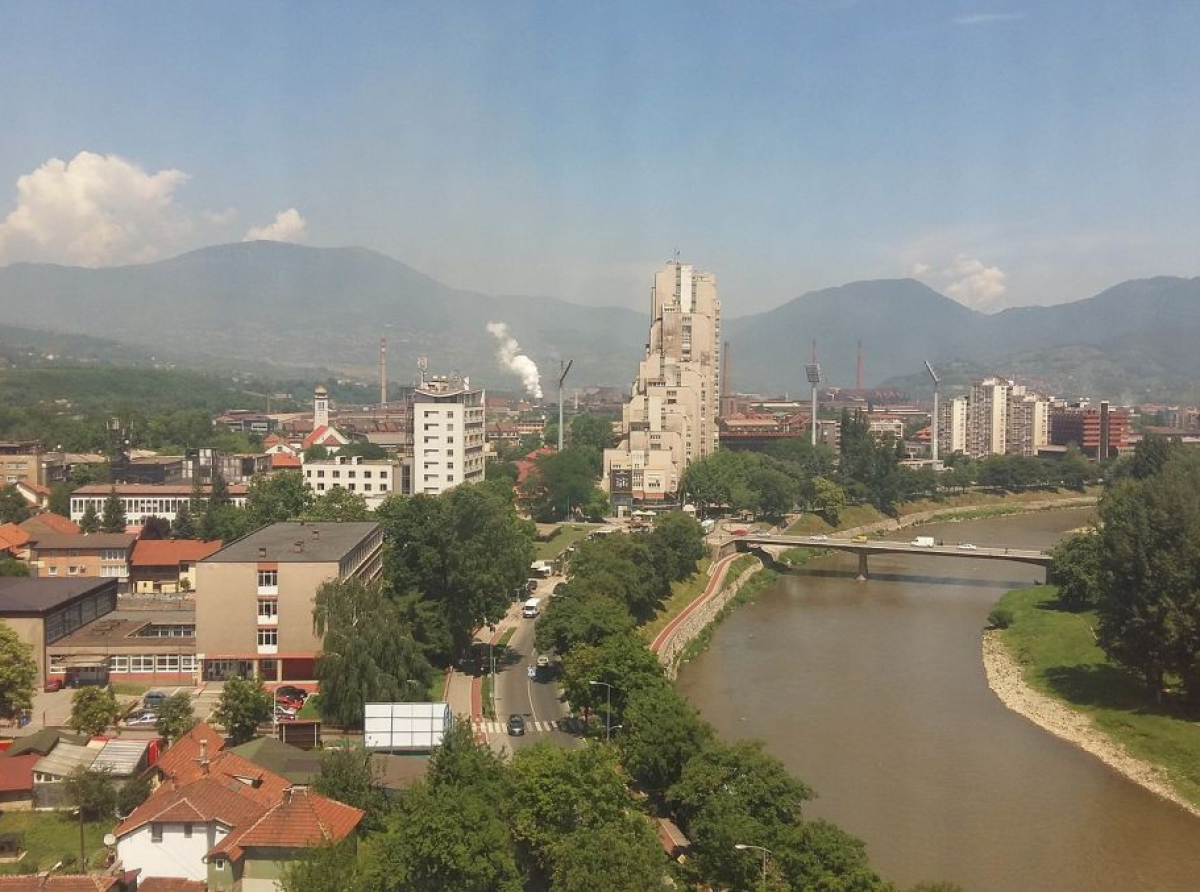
<box><xmin>313</xmin><ymin>579</ymin><xmax>433</xmax><ymax>729</ymax></box>
<box><xmin>1048</xmin><ymin>531</ymin><xmax>1103</xmax><ymax>610</ymax></box>
<box><xmin>64</xmin><ymin>764</ymin><xmax>116</xmax><ymax>871</ymax></box>
<box><xmin>0</xmin><ymin>558</ymin><xmax>30</xmax><ymax>577</ymax></box>
<box><xmin>155</xmin><ymin>691</ymin><xmax>196</xmax><ymax>744</ymax></box>
<box><xmin>646</xmin><ymin>512</ymin><xmax>707</xmax><ymax>582</ymax></box>
<box><xmin>315</xmin><ymin>744</ymin><xmax>387</xmax><ymax>830</ymax></box>
<box><xmin>199</xmin><ymin>503</ymin><xmax>252</xmax><ymax>542</ymax></box>
<box><xmin>521</xmin><ymin>448</ymin><xmax>598</xmax><ymax>522</ymax></box>
<box><xmin>426</xmin><ymin>718</ymin><xmax>509</xmax><ymax>799</ymax></box>
<box><xmin>360</xmin><ymin>780</ymin><xmax>522</xmax><ymax>892</ymax></box>
<box><xmin>213</xmin><ymin>676</ymin><xmax>273</xmax><ymax>744</ymax></box>
<box><xmin>301</xmin><ymin>487</ymin><xmax>370</xmax><ymax>523</ymax></box>
<box><xmin>69</xmin><ymin>686</ymin><xmax>121</xmax><ymax>736</ymax></box>
<box><xmin>116</xmin><ymin>774</ymin><xmax>152</xmax><ymax>817</ymax></box>
<box><xmin>0</xmin><ymin>620</ymin><xmax>37</xmax><ymax>720</ymax></box>
<box><xmin>568</xmin><ymin>534</ymin><xmax>669</xmax><ymax>621</ymax></box>
<box><xmin>100</xmin><ymin>488</ymin><xmax>127</xmax><ymax>533</ymax></box>
<box><xmin>810</xmin><ymin>476</ymin><xmax>846</xmax><ymax>525</ymax></box>
<box><xmin>376</xmin><ymin>486</ymin><xmax>535</xmax><ymax>659</ymax></box>
<box><xmin>246</xmin><ymin>470</ymin><xmax>314</xmax><ymax>526</ymax></box>
<box><xmin>0</xmin><ymin>485</ymin><xmax>31</xmax><ymax>523</ymax></box>
<box><xmin>569</xmin><ymin>413</ymin><xmax>617</xmax><ymax>454</ymax></box>
<box><xmin>340</xmin><ymin>441</ymin><xmax>387</xmax><ymax>460</ymax></box>
<box><xmin>139</xmin><ymin>515</ymin><xmax>171</xmax><ymax>540</ymax></box>
<box><xmin>549</xmin><ymin>817</ymin><xmax>669</xmax><ymax>892</ymax></box>
<box><xmin>619</xmin><ymin>681</ymin><xmax>713</xmax><ymax>795</ymax></box>
<box><xmin>1126</xmin><ymin>432</ymin><xmax>1177</xmax><ymax>480</ymax></box>
<box><xmin>304</xmin><ymin>443</ymin><xmax>330</xmax><ymax>461</ymax></box>
<box><xmin>170</xmin><ymin>501</ymin><xmax>196</xmax><ymax>538</ymax></box>
<box><xmin>79</xmin><ymin>502</ymin><xmax>101</xmax><ymax>533</ymax></box>
<box><xmin>559</xmin><ymin>632</ymin><xmax>664</xmax><ymax>725</ymax></box>
<box><xmin>281</xmin><ymin>839</ymin><xmax>362</xmax><ymax>892</ymax></box>
<box><xmin>49</xmin><ymin>482</ymin><xmax>72</xmax><ymax>517</ymax></box>
<box><xmin>208</xmin><ymin>470</ymin><xmax>232</xmax><ymax>508</ymax></box>
<box><xmin>535</xmin><ymin>591</ymin><xmax>635</xmax><ymax>656</ymax></box>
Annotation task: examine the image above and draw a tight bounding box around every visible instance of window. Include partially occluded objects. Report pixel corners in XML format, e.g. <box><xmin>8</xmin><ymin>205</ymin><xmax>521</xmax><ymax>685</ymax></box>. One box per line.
<box><xmin>258</xmin><ymin>628</ymin><xmax>278</xmax><ymax>648</ymax></box>
<box><xmin>183</xmin><ymin>824</ymin><xmax>192</xmax><ymax>838</ymax></box>
<box><xmin>213</xmin><ymin>858</ymin><xmax>225</xmax><ymax>872</ymax></box>
<box><xmin>317</xmin><ymin>470</ymin><xmax>325</xmax><ymax>478</ymax></box>
<box><xmin>131</xmin><ymin>655</ymin><xmax>155</xmax><ymax>673</ymax></box>
<box><xmin>47</xmin><ymin>566</ymin><xmax>58</xmax><ymax>576</ymax></box>
<box><xmin>257</xmin><ymin>569</ymin><xmax>278</xmax><ymax>590</ymax></box>
<box><xmin>257</xmin><ymin>599</ymin><xmax>277</xmax><ymax>620</ymax></box>
<box><xmin>108</xmin><ymin>655</ymin><xmax>129</xmax><ymax>673</ymax></box>
<box><xmin>151</xmin><ymin>824</ymin><xmax>163</xmax><ymax>843</ymax></box>
<box><xmin>332</xmin><ymin>470</ymin><xmax>340</xmax><ymax>479</ymax></box>
<box><xmin>68</xmin><ymin>565</ymin><xmax>81</xmax><ymax>576</ymax></box>
<box><xmin>363</xmin><ymin>470</ymin><xmax>372</xmax><ymax>478</ymax></box>
<box><xmin>102</xmin><ymin>549</ymin><xmax>124</xmax><ymax>561</ymax></box>
<box><xmin>348</xmin><ymin>470</ymin><xmax>356</xmax><ymax>478</ymax></box>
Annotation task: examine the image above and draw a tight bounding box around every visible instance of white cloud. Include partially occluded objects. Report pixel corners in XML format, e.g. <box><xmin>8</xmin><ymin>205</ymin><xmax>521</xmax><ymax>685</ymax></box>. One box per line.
<box><xmin>0</xmin><ymin>151</ymin><xmax>190</xmax><ymax>266</ymax></box>
<box><xmin>202</xmin><ymin>207</ymin><xmax>237</xmax><ymax>225</ymax></box>
<box><xmin>942</xmin><ymin>254</ymin><xmax>1008</xmax><ymax>310</ymax></box>
<box><xmin>910</xmin><ymin>262</ymin><xmax>931</xmax><ymax>277</ymax></box>
<box><xmin>953</xmin><ymin>11</ymin><xmax>1026</xmax><ymax>26</ymax></box>
<box><xmin>244</xmin><ymin>208</ymin><xmax>307</xmax><ymax>242</ymax></box>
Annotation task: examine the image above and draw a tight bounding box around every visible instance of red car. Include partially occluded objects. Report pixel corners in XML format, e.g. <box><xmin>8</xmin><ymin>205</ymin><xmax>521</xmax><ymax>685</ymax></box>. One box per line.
<box><xmin>44</xmin><ymin>678</ymin><xmax>63</xmax><ymax>693</ymax></box>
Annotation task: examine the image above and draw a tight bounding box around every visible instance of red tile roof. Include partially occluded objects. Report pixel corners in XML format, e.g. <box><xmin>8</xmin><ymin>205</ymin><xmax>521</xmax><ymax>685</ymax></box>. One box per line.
<box><xmin>19</xmin><ymin>513</ymin><xmax>80</xmax><ymax>535</ymax></box>
<box><xmin>270</xmin><ymin>453</ymin><xmax>301</xmax><ymax>469</ymax></box>
<box><xmin>301</xmin><ymin>425</ymin><xmax>348</xmax><ymax>449</ymax></box>
<box><xmin>0</xmin><ymin>522</ymin><xmax>30</xmax><ymax>553</ymax></box>
<box><xmin>0</xmin><ymin>752</ymin><xmax>38</xmax><ymax>793</ymax></box>
<box><xmin>149</xmin><ymin>721</ymin><xmax>227</xmax><ymax>781</ymax></box>
<box><xmin>130</xmin><ymin>539</ymin><xmax>223</xmax><ymax>568</ymax></box>
<box><xmin>212</xmin><ymin>787</ymin><xmax>363</xmax><ymax>859</ymax></box>
<box><xmin>136</xmin><ymin>880</ymin><xmax>207</xmax><ymax>892</ymax></box>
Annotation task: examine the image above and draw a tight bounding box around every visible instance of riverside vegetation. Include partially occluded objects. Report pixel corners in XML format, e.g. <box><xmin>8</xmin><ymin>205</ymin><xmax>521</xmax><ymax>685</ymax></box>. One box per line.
<box><xmin>989</xmin><ymin>434</ymin><xmax>1200</xmax><ymax>812</ymax></box>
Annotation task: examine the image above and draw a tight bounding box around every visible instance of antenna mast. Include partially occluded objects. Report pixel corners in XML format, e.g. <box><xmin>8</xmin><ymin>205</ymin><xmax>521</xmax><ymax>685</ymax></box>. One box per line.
<box><xmin>557</xmin><ymin>360</ymin><xmax>574</xmax><ymax>452</ymax></box>
<box><xmin>380</xmin><ymin>337</ymin><xmax>387</xmax><ymax>405</ymax></box>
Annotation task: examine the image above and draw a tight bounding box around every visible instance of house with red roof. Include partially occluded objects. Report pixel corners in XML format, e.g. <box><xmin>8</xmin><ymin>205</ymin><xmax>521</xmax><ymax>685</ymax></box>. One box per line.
<box><xmin>129</xmin><ymin>539</ymin><xmax>222</xmax><ymax>594</ymax></box>
<box><xmin>116</xmin><ymin>723</ymin><xmax>363</xmax><ymax>889</ymax></box>
<box><xmin>20</xmin><ymin>512</ymin><xmax>81</xmax><ymax>536</ymax></box>
<box><xmin>0</xmin><ymin>752</ymin><xmax>39</xmax><ymax>811</ymax></box>
<box><xmin>300</xmin><ymin>424</ymin><xmax>349</xmax><ymax>453</ymax></box>
<box><xmin>0</xmin><ymin>522</ymin><xmax>31</xmax><ymax>560</ymax></box>
<box><xmin>268</xmin><ymin>453</ymin><xmax>301</xmax><ymax>471</ymax></box>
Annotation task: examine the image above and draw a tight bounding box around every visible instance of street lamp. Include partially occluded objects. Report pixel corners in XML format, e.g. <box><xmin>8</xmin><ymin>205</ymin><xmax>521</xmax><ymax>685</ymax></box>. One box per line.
<box><xmin>588</xmin><ymin>680</ymin><xmax>615</xmax><ymax>742</ymax></box>
<box><xmin>734</xmin><ymin>843</ymin><xmax>772</xmax><ymax>890</ymax></box>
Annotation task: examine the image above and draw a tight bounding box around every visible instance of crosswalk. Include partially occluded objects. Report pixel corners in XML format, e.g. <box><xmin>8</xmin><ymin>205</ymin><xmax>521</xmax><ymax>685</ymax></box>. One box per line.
<box><xmin>476</xmin><ymin>717</ymin><xmax>584</xmax><ymax>735</ymax></box>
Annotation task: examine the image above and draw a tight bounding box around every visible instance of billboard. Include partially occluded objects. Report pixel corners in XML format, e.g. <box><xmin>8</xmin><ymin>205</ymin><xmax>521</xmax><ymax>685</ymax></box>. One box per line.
<box><xmin>364</xmin><ymin>702</ymin><xmax>452</xmax><ymax>751</ymax></box>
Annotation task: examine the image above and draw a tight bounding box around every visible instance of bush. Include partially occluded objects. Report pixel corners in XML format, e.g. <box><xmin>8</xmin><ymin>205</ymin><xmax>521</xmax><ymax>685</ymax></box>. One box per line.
<box><xmin>987</xmin><ymin>607</ymin><xmax>1014</xmax><ymax>630</ymax></box>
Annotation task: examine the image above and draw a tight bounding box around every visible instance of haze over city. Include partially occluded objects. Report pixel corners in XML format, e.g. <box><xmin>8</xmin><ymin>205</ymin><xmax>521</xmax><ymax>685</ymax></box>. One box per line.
<box><xmin>2</xmin><ymin>2</ymin><xmax>1199</xmax><ymax>314</ymax></box>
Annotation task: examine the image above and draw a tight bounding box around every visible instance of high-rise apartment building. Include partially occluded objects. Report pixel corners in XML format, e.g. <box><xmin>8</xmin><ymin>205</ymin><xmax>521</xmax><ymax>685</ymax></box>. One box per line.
<box><xmin>949</xmin><ymin>376</ymin><xmax>1051</xmax><ymax>459</ymax></box>
<box><xmin>604</xmin><ymin>261</ymin><xmax>721</xmax><ymax>507</ymax></box>
<box><xmin>407</xmin><ymin>373</ymin><xmax>486</xmax><ymax>495</ymax></box>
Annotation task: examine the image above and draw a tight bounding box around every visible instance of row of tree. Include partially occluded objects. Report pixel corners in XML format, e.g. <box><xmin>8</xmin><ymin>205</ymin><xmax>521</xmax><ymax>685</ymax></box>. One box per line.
<box><xmin>1049</xmin><ymin>435</ymin><xmax>1200</xmax><ymax>707</ymax></box>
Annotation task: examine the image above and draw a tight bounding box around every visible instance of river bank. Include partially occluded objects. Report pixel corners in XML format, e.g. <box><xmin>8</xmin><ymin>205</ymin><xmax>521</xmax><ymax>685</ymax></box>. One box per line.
<box><xmin>653</xmin><ymin>494</ymin><xmax>1098</xmax><ymax>674</ymax></box>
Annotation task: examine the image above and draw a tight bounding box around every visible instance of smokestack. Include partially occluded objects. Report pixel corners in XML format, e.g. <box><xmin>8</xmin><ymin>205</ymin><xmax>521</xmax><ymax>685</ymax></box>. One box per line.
<box><xmin>380</xmin><ymin>337</ymin><xmax>388</xmax><ymax>405</ymax></box>
<box><xmin>856</xmin><ymin>339</ymin><xmax>863</xmax><ymax>392</ymax></box>
<box><xmin>198</xmin><ymin>739</ymin><xmax>209</xmax><ymax>773</ymax></box>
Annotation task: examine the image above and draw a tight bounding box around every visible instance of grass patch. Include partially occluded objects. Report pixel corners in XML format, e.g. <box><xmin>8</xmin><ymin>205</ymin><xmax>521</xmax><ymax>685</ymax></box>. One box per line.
<box><xmin>0</xmin><ymin>811</ymin><xmax>109</xmax><ymax>875</ymax></box>
<box><xmin>482</xmin><ymin>674</ymin><xmax>495</xmax><ymax>720</ymax></box>
<box><xmin>997</xmin><ymin>585</ymin><xmax>1200</xmax><ymax>808</ymax></box>
<box><xmin>533</xmin><ymin>524</ymin><xmax>597</xmax><ymax>561</ymax></box>
<box><xmin>298</xmin><ymin>693</ymin><xmax>321</xmax><ymax>720</ymax></box>
<box><xmin>428</xmin><ymin>672</ymin><xmax>447</xmax><ymax>702</ymax></box>
<box><xmin>498</xmin><ymin>628</ymin><xmax>516</xmax><ymax>649</ymax></box>
<box><xmin>785</xmin><ymin>505</ymin><xmax>882</xmax><ymax>535</ymax></box>
<box><xmin>638</xmin><ymin>558</ymin><xmax>714</xmax><ymax>642</ymax></box>
<box><xmin>109</xmin><ymin>682</ymin><xmax>151</xmax><ymax>696</ymax></box>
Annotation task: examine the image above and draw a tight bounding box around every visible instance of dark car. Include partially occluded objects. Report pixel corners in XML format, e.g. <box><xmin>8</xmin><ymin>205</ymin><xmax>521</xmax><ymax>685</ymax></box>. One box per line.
<box><xmin>507</xmin><ymin>714</ymin><xmax>526</xmax><ymax>736</ymax></box>
<box><xmin>143</xmin><ymin>691</ymin><xmax>168</xmax><ymax>712</ymax></box>
<box><xmin>275</xmin><ymin>685</ymin><xmax>309</xmax><ymax>703</ymax></box>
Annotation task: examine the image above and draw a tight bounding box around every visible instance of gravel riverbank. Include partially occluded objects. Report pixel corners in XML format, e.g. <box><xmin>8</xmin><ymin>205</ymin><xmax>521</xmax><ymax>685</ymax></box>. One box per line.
<box><xmin>982</xmin><ymin>630</ymin><xmax>1200</xmax><ymax>819</ymax></box>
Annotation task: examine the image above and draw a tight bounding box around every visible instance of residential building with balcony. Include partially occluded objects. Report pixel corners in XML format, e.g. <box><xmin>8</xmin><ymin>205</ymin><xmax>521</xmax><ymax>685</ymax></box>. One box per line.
<box><xmin>194</xmin><ymin>522</ymin><xmax>384</xmax><ymax>683</ymax></box>
<box><xmin>26</xmin><ymin>533</ymin><xmax>135</xmax><ymax>584</ymax></box>
<box><xmin>407</xmin><ymin>374</ymin><xmax>486</xmax><ymax>495</ymax></box>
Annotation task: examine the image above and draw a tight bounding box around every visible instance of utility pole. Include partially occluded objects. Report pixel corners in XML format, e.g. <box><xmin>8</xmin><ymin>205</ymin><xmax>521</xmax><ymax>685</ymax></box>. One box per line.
<box><xmin>557</xmin><ymin>360</ymin><xmax>573</xmax><ymax>452</ymax></box>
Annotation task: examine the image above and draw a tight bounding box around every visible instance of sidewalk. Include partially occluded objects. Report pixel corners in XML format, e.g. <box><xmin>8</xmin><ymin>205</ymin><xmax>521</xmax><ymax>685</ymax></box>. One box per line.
<box><xmin>444</xmin><ymin>598</ymin><xmax>527</xmax><ymax>742</ymax></box>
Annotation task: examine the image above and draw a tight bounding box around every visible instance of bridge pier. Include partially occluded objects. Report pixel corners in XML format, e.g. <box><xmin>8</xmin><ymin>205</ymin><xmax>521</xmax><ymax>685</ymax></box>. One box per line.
<box><xmin>857</xmin><ymin>552</ymin><xmax>869</xmax><ymax>581</ymax></box>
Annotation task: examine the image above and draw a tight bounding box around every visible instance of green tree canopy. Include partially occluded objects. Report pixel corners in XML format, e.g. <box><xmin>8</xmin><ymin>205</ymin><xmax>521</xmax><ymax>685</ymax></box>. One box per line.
<box><xmin>313</xmin><ymin>579</ymin><xmax>433</xmax><ymax>728</ymax></box>
<box><xmin>0</xmin><ymin>485</ymin><xmax>31</xmax><ymax>523</ymax></box>
<box><xmin>69</xmin><ymin>686</ymin><xmax>121</xmax><ymax>736</ymax></box>
<box><xmin>646</xmin><ymin>511</ymin><xmax>707</xmax><ymax>583</ymax></box>
<box><xmin>214</xmin><ymin>676</ymin><xmax>273</xmax><ymax>744</ymax></box>
<box><xmin>568</xmin><ymin>533</ymin><xmax>669</xmax><ymax>621</ymax></box>
<box><xmin>0</xmin><ymin>620</ymin><xmax>37</xmax><ymax>719</ymax></box>
<box><xmin>155</xmin><ymin>691</ymin><xmax>196</xmax><ymax>744</ymax></box>
<box><xmin>521</xmin><ymin>448</ymin><xmax>599</xmax><ymax>522</ymax></box>
<box><xmin>64</xmin><ymin>764</ymin><xmax>117</xmax><ymax>821</ymax></box>
<box><xmin>100</xmin><ymin>488</ymin><xmax>127</xmax><ymax>532</ymax></box>
<box><xmin>619</xmin><ymin>681</ymin><xmax>714</xmax><ymax>796</ymax></box>
<box><xmin>301</xmin><ymin>487</ymin><xmax>371</xmax><ymax>523</ymax></box>
<box><xmin>535</xmin><ymin>591</ymin><xmax>636</xmax><ymax>656</ymax></box>
<box><xmin>1048</xmin><ymin>530</ymin><xmax>1103</xmax><ymax>611</ymax></box>
<box><xmin>79</xmin><ymin>502</ymin><xmax>101</xmax><ymax>534</ymax></box>
<box><xmin>245</xmin><ymin>470</ymin><xmax>314</xmax><ymax>526</ymax></box>
<box><xmin>315</xmin><ymin>744</ymin><xmax>387</xmax><ymax>830</ymax></box>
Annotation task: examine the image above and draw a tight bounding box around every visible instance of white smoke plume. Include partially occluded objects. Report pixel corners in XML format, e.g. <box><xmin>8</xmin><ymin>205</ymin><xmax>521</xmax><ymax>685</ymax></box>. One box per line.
<box><xmin>486</xmin><ymin>322</ymin><xmax>543</xmax><ymax>399</ymax></box>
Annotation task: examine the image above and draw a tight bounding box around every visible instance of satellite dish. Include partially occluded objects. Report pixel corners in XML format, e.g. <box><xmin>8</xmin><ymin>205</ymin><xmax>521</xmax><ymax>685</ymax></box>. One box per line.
<box><xmin>103</xmin><ymin>833</ymin><xmax>117</xmax><ymax>847</ymax></box>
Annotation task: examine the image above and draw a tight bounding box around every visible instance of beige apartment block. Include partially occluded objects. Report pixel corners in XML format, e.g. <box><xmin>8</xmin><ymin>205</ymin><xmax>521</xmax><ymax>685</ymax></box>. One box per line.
<box><xmin>195</xmin><ymin>522</ymin><xmax>383</xmax><ymax>683</ymax></box>
<box><xmin>605</xmin><ymin>261</ymin><xmax>721</xmax><ymax>507</ymax></box>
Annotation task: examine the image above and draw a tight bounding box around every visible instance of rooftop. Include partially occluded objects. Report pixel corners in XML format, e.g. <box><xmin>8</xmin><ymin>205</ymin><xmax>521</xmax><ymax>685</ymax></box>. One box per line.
<box><xmin>19</xmin><ymin>513</ymin><xmax>80</xmax><ymax>535</ymax></box>
<box><xmin>204</xmin><ymin>522</ymin><xmax>381</xmax><ymax>564</ymax></box>
<box><xmin>27</xmin><ymin>533</ymin><xmax>136</xmax><ymax>550</ymax></box>
<box><xmin>228</xmin><ymin>737</ymin><xmax>320</xmax><ymax>785</ymax></box>
<box><xmin>33</xmin><ymin>741</ymin><xmax>97</xmax><ymax>778</ymax></box>
<box><xmin>51</xmin><ymin>609</ymin><xmax>195</xmax><ymax>651</ymax></box>
<box><xmin>0</xmin><ymin>577</ymin><xmax>117</xmax><ymax>616</ymax></box>
<box><xmin>91</xmin><ymin>738</ymin><xmax>151</xmax><ymax>777</ymax></box>
<box><xmin>0</xmin><ymin>753</ymin><xmax>38</xmax><ymax>793</ymax></box>
<box><xmin>131</xmin><ymin>539</ymin><xmax>222</xmax><ymax>567</ymax></box>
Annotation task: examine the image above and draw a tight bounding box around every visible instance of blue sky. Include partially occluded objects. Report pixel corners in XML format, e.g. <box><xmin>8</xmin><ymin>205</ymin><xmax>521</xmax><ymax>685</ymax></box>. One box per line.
<box><xmin>1</xmin><ymin>1</ymin><xmax>1198</xmax><ymax>316</ymax></box>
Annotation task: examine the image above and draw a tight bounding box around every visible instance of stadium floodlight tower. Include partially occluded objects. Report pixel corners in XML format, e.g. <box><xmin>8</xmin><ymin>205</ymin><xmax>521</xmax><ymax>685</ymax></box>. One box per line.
<box><xmin>805</xmin><ymin>362</ymin><xmax>821</xmax><ymax>446</ymax></box>
<box><xmin>557</xmin><ymin>359</ymin><xmax>574</xmax><ymax>452</ymax></box>
<box><xmin>925</xmin><ymin>360</ymin><xmax>940</xmax><ymax>463</ymax></box>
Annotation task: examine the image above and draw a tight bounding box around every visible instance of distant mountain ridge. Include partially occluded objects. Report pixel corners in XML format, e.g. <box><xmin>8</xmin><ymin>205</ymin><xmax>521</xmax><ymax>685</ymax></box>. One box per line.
<box><xmin>0</xmin><ymin>242</ymin><xmax>1197</xmax><ymax>400</ymax></box>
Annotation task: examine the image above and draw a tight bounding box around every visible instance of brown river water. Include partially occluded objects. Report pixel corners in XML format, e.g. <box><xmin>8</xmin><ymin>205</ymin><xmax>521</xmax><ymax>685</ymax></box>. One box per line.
<box><xmin>676</xmin><ymin>509</ymin><xmax>1200</xmax><ymax>891</ymax></box>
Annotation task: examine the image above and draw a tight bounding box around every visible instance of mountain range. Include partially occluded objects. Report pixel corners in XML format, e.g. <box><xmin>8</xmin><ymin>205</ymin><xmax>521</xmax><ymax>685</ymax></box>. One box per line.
<box><xmin>0</xmin><ymin>241</ymin><xmax>1197</xmax><ymax>402</ymax></box>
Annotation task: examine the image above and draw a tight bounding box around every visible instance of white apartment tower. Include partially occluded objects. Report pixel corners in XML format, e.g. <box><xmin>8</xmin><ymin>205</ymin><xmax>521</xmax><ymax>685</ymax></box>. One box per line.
<box><xmin>954</xmin><ymin>376</ymin><xmax>1051</xmax><ymax>459</ymax></box>
<box><xmin>938</xmin><ymin>396</ymin><xmax>969</xmax><ymax>457</ymax></box>
<box><xmin>603</xmin><ymin>261</ymin><xmax>721</xmax><ymax>505</ymax></box>
<box><xmin>407</xmin><ymin>374</ymin><xmax>486</xmax><ymax>495</ymax></box>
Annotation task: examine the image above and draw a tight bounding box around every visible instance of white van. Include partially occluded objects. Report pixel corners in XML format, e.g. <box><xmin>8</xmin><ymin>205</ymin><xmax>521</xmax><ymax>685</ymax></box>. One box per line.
<box><xmin>522</xmin><ymin>597</ymin><xmax>541</xmax><ymax>618</ymax></box>
<box><xmin>529</xmin><ymin>560</ymin><xmax>553</xmax><ymax>578</ymax></box>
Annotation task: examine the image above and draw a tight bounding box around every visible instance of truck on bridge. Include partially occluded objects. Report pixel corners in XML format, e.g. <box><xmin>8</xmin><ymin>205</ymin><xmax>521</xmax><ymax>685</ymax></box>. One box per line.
<box><xmin>911</xmin><ymin>536</ymin><xmax>935</xmax><ymax>548</ymax></box>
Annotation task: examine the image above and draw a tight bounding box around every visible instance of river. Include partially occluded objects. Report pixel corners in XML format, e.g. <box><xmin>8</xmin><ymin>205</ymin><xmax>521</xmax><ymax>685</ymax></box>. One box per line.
<box><xmin>676</xmin><ymin>509</ymin><xmax>1200</xmax><ymax>891</ymax></box>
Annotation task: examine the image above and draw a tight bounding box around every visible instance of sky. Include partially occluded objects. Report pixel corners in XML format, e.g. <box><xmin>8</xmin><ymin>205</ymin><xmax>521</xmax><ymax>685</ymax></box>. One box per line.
<box><xmin>1</xmin><ymin>1</ymin><xmax>1199</xmax><ymax>317</ymax></box>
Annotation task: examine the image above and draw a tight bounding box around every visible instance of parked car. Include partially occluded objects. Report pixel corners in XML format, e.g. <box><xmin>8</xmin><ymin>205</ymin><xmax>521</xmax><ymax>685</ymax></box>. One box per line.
<box><xmin>536</xmin><ymin>655</ymin><xmax>550</xmax><ymax>669</ymax></box>
<box><xmin>275</xmin><ymin>685</ymin><xmax>308</xmax><ymax>702</ymax></box>
<box><xmin>43</xmin><ymin>678</ymin><xmax>63</xmax><ymax>693</ymax></box>
<box><xmin>125</xmin><ymin>711</ymin><xmax>159</xmax><ymax>727</ymax></box>
<box><xmin>507</xmin><ymin>714</ymin><xmax>526</xmax><ymax>736</ymax></box>
<box><xmin>143</xmin><ymin>691</ymin><xmax>167</xmax><ymax>712</ymax></box>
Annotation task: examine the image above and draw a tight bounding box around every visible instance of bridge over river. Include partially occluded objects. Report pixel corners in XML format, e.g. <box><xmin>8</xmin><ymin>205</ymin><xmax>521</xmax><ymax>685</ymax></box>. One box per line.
<box><xmin>728</xmin><ymin>533</ymin><xmax>1051</xmax><ymax>580</ymax></box>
